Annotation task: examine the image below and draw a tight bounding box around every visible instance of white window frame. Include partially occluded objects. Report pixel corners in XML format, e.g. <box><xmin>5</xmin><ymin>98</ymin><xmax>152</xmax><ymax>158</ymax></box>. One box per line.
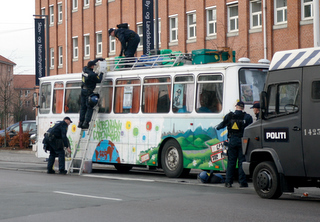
<box><xmin>50</xmin><ymin>48</ymin><xmax>54</xmax><ymax>68</ymax></box>
<box><xmin>84</xmin><ymin>34</ymin><xmax>90</xmax><ymax>57</ymax></box>
<box><xmin>58</xmin><ymin>46</ymin><xmax>63</xmax><ymax>67</ymax></box>
<box><xmin>96</xmin><ymin>32</ymin><xmax>102</xmax><ymax>55</ymax></box>
<box><xmin>41</xmin><ymin>7</ymin><xmax>45</xmax><ymax>16</ymax></box>
<box><xmin>250</xmin><ymin>1</ymin><xmax>262</xmax><ymax>29</ymax></box>
<box><xmin>206</xmin><ymin>6</ymin><xmax>217</xmax><ymax>36</ymax></box>
<box><xmin>84</xmin><ymin>0</ymin><xmax>90</xmax><ymax>8</ymax></box>
<box><xmin>58</xmin><ymin>3</ymin><xmax>63</xmax><ymax>24</ymax></box>
<box><xmin>25</xmin><ymin>90</ymin><xmax>30</xmax><ymax>97</ymax></box>
<box><xmin>109</xmin><ymin>35</ymin><xmax>116</xmax><ymax>54</ymax></box>
<box><xmin>302</xmin><ymin>0</ymin><xmax>313</xmax><ymax>20</ymax></box>
<box><xmin>228</xmin><ymin>4</ymin><xmax>239</xmax><ymax>32</ymax></box>
<box><xmin>96</xmin><ymin>0</ymin><xmax>102</xmax><ymax>4</ymax></box>
<box><xmin>187</xmin><ymin>11</ymin><xmax>196</xmax><ymax>39</ymax></box>
<box><xmin>169</xmin><ymin>15</ymin><xmax>178</xmax><ymax>42</ymax></box>
<box><xmin>274</xmin><ymin>0</ymin><xmax>287</xmax><ymax>25</ymax></box>
<box><xmin>73</xmin><ymin>37</ymin><xmax>78</xmax><ymax>59</ymax></box>
<box><xmin>137</xmin><ymin>23</ymin><xmax>143</xmax><ymax>48</ymax></box>
<box><xmin>49</xmin><ymin>5</ymin><xmax>54</xmax><ymax>25</ymax></box>
<box><xmin>25</xmin><ymin>100</ymin><xmax>30</xmax><ymax>107</ymax></box>
<box><xmin>72</xmin><ymin>0</ymin><xmax>78</xmax><ymax>11</ymax></box>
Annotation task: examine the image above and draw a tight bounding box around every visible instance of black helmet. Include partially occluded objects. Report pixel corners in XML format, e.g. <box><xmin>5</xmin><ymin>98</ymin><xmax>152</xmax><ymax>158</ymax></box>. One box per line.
<box><xmin>88</xmin><ymin>94</ymin><xmax>99</xmax><ymax>107</ymax></box>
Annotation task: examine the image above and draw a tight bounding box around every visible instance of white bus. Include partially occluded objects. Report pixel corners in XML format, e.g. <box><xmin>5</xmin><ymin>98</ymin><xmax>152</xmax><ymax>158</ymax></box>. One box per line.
<box><xmin>35</xmin><ymin>57</ymin><xmax>269</xmax><ymax>178</ymax></box>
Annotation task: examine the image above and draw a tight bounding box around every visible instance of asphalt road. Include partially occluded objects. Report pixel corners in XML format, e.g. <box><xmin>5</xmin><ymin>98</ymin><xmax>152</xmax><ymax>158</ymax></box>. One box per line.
<box><xmin>0</xmin><ymin>150</ymin><xmax>320</xmax><ymax>222</ymax></box>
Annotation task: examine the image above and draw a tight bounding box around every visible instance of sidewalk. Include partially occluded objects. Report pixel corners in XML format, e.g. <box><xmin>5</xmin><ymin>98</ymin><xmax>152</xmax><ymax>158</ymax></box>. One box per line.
<box><xmin>0</xmin><ymin>149</ymin><xmax>45</xmax><ymax>164</ymax></box>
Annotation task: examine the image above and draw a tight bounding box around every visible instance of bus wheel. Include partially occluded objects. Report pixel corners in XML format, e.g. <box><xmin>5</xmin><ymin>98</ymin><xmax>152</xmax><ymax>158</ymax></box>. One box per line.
<box><xmin>114</xmin><ymin>164</ymin><xmax>133</xmax><ymax>173</ymax></box>
<box><xmin>253</xmin><ymin>161</ymin><xmax>283</xmax><ymax>199</ymax></box>
<box><xmin>161</xmin><ymin>139</ymin><xmax>184</xmax><ymax>178</ymax></box>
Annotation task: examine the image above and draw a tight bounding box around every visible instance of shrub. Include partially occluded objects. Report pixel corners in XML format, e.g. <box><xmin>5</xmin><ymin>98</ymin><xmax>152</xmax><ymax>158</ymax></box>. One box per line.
<box><xmin>8</xmin><ymin>131</ymin><xmax>31</xmax><ymax>148</ymax></box>
<box><xmin>0</xmin><ymin>133</ymin><xmax>11</xmax><ymax>147</ymax></box>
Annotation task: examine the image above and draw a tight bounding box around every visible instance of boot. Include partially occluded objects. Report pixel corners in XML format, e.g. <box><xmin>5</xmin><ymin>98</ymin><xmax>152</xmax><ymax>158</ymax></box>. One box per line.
<box><xmin>78</xmin><ymin>121</ymin><xmax>83</xmax><ymax>128</ymax></box>
<box><xmin>82</xmin><ymin>121</ymin><xmax>89</xmax><ymax>129</ymax></box>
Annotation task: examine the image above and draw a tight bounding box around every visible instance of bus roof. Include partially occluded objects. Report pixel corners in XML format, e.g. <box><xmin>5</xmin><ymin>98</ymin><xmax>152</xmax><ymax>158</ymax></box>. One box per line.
<box><xmin>40</xmin><ymin>62</ymin><xmax>269</xmax><ymax>82</ymax></box>
<box><xmin>269</xmin><ymin>47</ymin><xmax>320</xmax><ymax>71</ymax></box>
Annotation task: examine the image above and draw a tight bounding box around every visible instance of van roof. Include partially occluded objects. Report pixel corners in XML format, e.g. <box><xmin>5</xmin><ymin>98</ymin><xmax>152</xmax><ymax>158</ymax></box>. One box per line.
<box><xmin>270</xmin><ymin>47</ymin><xmax>320</xmax><ymax>71</ymax></box>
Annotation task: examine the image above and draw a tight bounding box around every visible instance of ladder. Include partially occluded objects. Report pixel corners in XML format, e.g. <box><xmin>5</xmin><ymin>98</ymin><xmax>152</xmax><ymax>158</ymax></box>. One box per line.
<box><xmin>67</xmin><ymin>61</ymin><xmax>110</xmax><ymax>175</ymax></box>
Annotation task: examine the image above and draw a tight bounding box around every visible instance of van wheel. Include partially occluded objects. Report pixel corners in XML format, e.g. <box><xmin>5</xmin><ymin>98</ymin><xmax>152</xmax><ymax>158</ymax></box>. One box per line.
<box><xmin>253</xmin><ymin>161</ymin><xmax>283</xmax><ymax>199</ymax></box>
<box><xmin>161</xmin><ymin>139</ymin><xmax>184</xmax><ymax>178</ymax></box>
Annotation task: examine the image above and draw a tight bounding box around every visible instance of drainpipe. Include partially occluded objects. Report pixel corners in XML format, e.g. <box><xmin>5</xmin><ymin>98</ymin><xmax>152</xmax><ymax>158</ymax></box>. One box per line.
<box><xmin>263</xmin><ymin>0</ymin><xmax>267</xmax><ymax>59</ymax></box>
<box><xmin>314</xmin><ymin>0</ymin><xmax>320</xmax><ymax>47</ymax></box>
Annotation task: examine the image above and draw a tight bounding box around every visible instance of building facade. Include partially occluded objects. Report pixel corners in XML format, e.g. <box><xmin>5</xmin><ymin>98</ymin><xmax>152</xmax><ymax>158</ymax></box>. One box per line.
<box><xmin>35</xmin><ymin>0</ymin><xmax>317</xmax><ymax>76</ymax></box>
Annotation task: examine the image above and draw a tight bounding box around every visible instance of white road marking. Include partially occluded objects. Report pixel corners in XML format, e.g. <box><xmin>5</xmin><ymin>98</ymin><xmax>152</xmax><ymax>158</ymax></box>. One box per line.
<box><xmin>53</xmin><ymin>191</ymin><xmax>122</xmax><ymax>201</ymax></box>
<box><xmin>82</xmin><ymin>174</ymin><xmax>155</xmax><ymax>182</ymax></box>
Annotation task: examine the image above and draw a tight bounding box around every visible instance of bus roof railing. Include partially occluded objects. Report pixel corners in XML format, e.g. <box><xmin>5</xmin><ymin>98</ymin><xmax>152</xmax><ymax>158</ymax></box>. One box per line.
<box><xmin>96</xmin><ymin>53</ymin><xmax>193</xmax><ymax>72</ymax></box>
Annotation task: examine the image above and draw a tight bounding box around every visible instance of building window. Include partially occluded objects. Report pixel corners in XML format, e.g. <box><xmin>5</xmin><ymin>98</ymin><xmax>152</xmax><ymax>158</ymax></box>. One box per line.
<box><xmin>109</xmin><ymin>36</ymin><xmax>115</xmax><ymax>53</ymax></box>
<box><xmin>58</xmin><ymin>3</ymin><xmax>63</xmax><ymax>23</ymax></box>
<box><xmin>187</xmin><ymin>12</ymin><xmax>196</xmax><ymax>39</ymax></box>
<box><xmin>84</xmin><ymin>35</ymin><xmax>90</xmax><ymax>57</ymax></box>
<box><xmin>50</xmin><ymin>48</ymin><xmax>54</xmax><ymax>68</ymax></box>
<box><xmin>58</xmin><ymin>46</ymin><xmax>63</xmax><ymax>67</ymax></box>
<box><xmin>96</xmin><ymin>0</ymin><xmax>102</xmax><ymax>4</ymax></box>
<box><xmin>302</xmin><ymin>0</ymin><xmax>313</xmax><ymax>20</ymax></box>
<box><xmin>49</xmin><ymin>5</ymin><xmax>54</xmax><ymax>25</ymax></box>
<box><xmin>169</xmin><ymin>16</ymin><xmax>178</xmax><ymax>42</ymax></box>
<box><xmin>228</xmin><ymin>4</ymin><xmax>238</xmax><ymax>32</ymax></box>
<box><xmin>206</xmin><ymin>7</ymin><xmax>217</xmax><ymax>36</ymax></box>
<box><xmin>154</xmin><ymin>20</ymin><xmax>161</xmax><ymax>45</ymax></box>
<box><xmin>137</xmin><ymin>23</ymin><xmax>143</xmax><ymax>47</ymax></box>
<box><xmin>275</xmin><ymin>0</ymin><xmax>287</xmax><ymax>24</ymax></box>
<box><xmin>84</xmin><ymin>0</ymin><xmax>90</xmax><ymax>8</ymax></box>
<box><xmin>25</xmin><ymin>100</ymin><xmax>30</xmax><ymax>107</ymax></box>
<box><xmin>41</xmin><ymin>7</ymin><xmax>45</xmax><ymax>16</ymax></box>
<box><xmin>73</xmin><ymin>37</ymin><xmax>78</xmax><ymax>59</ymax></box>
<box><xmin>96</xmin><ymin>32</ymin><xmax>102</xmax><ymax>55</ymax></box>
<box><xmin>250</xmin><ymin>1</ymin><xmax>262</xmax><ymax>29</ymax></box>
<box><xmin>25</xmin><ymin>90</ymin><xmax>30</xmax><ymax>97</ymax></box>
<box><xmin>72</xmin><ymin>0</ymin><xmax>78</xmax><ymax>10</ymax></box>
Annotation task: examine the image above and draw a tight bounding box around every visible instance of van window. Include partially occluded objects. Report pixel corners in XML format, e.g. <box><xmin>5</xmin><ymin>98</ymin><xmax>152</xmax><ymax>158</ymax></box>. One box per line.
<box><xmin>64</xmin><ymin>81</ymin><xmax>81</xmax><ymax>113</ymax></box>
<box><xmin>142</xmin><ymin>77</ymin><xmax>171</xmax><ymax>113</ymax></box>
<box><xmin>39</xmin><ymin>83</ymin><xmax>51</xmax><ymax>114</ymax></box>
<box><xmin>267</xmin><ymin>82</ymin><xmax>299</xmax><ymax>117</ymax></box>
<box><xmin>173</xmin><ymin>75</ymin><xmax>194</xmax><ymax>113</ymax></box>
<box><xmin>239</xmin><ymin>68</ymin><xmax>268</xmax><ymax>103</ymax></box>
<box><xmin>312</xmin><ymin>81</ymin><xmax>320</xmax><ymax>99</ymax></box>
<box><xmin>53</xmin><ymin>82</ymin><xmax>64</xmax><ymax>114</ymax></box>
<box><xmin>99</xmin><ymin>80</ymin><xmax>113</xmax><ymax>113</ymax></box>
<box><xmin>115</xmin><ymin>79</ymin><xmax>140</xmax><ymax>113</ymax></box>
<box><xmin>196</xmin><ymin>74</ymin><xmax>223</xmax><ymax>113</ymax></box>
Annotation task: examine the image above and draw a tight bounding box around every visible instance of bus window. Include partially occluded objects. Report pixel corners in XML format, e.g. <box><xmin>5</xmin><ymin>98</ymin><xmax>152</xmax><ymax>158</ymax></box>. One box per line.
<box><xmin>114</xmin><ymin>79</ymin><xmax>140</xmax><ymax>113</ymax></box>
<box><xmin>173</xmin><ymin>75</ymin><xmax>194</xmax><ymax>113</ymax></box>
<box><xmin>142</xmin><ymin>77</ymin><xmax>171</xmax><ymax>113</ymax></box>
<box><xmin>39</xmin><ymin>83</ymin><xmax>51</xmax><ymax>114</ymax></box>
<box><xmin>99</xmin><ymin>79</ymin><xmax>113</xmax><ymax>113</ymax></box>
<box><xmin>196</xmin><ymin>74</ymin><xmax>223</xmax><ymax>113</ymax></box>
<box><xmin>239</xmin><ymin>68</ymin><xmax>268</xmax><ymax>104</ymax></box>
<box><xmin>52</xmin><ymin>82</ymin><xmax>64</xmax><ymax>114</ymax></box>
<box><xmin>64</xmin><ymin>81</ymin><xmax>81</xmax><ymax>113</ymax></box>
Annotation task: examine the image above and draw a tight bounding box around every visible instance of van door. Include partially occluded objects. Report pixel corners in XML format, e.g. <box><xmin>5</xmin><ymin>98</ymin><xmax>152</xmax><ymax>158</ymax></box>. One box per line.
<box><xmin>263</xmin><ymin>68</ymin><xmax>305</xmax><ymax>177</ymax></box>
<box><xmin>301</xmin><ymin>66</ymin><xmax>320</xmax><ymax>177</ymax></box>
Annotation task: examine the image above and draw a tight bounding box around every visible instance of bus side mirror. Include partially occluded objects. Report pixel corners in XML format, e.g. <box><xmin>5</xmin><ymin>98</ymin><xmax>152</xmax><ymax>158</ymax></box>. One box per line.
<box><xmin>260</xmin><ymin>91</ymin><xmax>267</xmax><ymax>120</ymax></box>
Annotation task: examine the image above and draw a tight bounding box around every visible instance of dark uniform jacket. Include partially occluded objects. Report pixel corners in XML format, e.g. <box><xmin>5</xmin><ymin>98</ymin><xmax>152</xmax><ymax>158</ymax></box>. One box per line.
<box><xmin>82</xmin><ymin>66</ymin><xmax>103</xmax><ymax>92</ymax></box>
<box><xmin>216</xmin><ymin>110</ymin><xmax>253</xmax><ymax>146</ymax></box>
<box><xmin>47</xmin><ymin>121</ymin><xmax>70</xmax><ymax>150</ymax></box>
<box><xmin>114</xmin><ymin>28</ymin><xmax>139</xmax><ymax>56</ymax></box>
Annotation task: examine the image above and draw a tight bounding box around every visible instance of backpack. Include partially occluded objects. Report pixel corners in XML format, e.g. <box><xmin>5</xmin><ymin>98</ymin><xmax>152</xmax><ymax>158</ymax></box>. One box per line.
<box><xmin>117</xmin><ymin>23</ymin><xmax>129</xmax><ymax>29</ymax></box>
<box><xmin>42</xmin><ymin>121</ymin><xmax>63</xmax><ymax>152</ymax></box>
<box><xmin>227</xmin><ymin>111</ymin><xmax>246</xmax><ymax>137</ymax></box>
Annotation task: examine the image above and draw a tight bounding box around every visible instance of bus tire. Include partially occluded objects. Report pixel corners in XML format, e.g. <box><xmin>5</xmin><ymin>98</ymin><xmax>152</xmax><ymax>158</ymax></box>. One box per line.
<box><xmin>253</xmin><ymin>161</ymin><xmax>283</xmax><ymax>199</ymax></box>
<box><xmin>161</xmin><ymin>139</ymin><xmax>184</xmax><ymax>178</ymax></box>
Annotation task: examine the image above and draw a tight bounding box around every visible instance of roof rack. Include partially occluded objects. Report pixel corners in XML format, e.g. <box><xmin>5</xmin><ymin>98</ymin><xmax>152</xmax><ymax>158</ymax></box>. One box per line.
<box><xmin>100</xmin><ymin>53</ymin><xmax>192</xmax><ymax>72</ymax></box>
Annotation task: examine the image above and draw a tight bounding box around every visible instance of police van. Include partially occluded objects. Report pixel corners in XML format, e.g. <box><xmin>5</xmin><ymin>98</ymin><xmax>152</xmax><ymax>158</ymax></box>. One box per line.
<box><xmin>242</xmin><ymin>47</ymin><xmax>320</xmax><ymax>199</ymax></box>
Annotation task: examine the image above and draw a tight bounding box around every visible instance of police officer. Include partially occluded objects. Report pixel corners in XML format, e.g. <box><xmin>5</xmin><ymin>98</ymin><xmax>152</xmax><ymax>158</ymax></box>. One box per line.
<box><xmin>250</xmin><ymin>102</ymin><xmax>260</xmax><ymax>120</ymax></box>
<box><xmin>108</xmin><ymin>27</ymin><xmax>140</xmax><ymax>58</ymax></box>
<box><xmin>46</xmin><ymin>117</ymin><xmax>72</xmax><ymax>174</ymax></box>
<box><xmin>79</xmin><ymin>58</ymin><xmax>104</xmax><ymax>129</ymax></box>
<box><xmin>216</xmin><ymin>101</ymin><xmax>253</xmax><ymax>188</ymax></box>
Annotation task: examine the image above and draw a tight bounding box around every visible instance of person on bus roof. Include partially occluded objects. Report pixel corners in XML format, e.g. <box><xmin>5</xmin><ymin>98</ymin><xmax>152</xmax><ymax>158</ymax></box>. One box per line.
<box><xmin>108</xmin><ymin>27</ymin><xmax>140</xmax><ymax>58</ymax></box>
<box><xmin>216</xmin><ymin>101</ymin><xmax>253</xmax><ymax>188</ymax></box>
<box><xmin>79</xmin><ymin>58</ymin><xmax>104</xmax><ymax>129</ymax></box>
